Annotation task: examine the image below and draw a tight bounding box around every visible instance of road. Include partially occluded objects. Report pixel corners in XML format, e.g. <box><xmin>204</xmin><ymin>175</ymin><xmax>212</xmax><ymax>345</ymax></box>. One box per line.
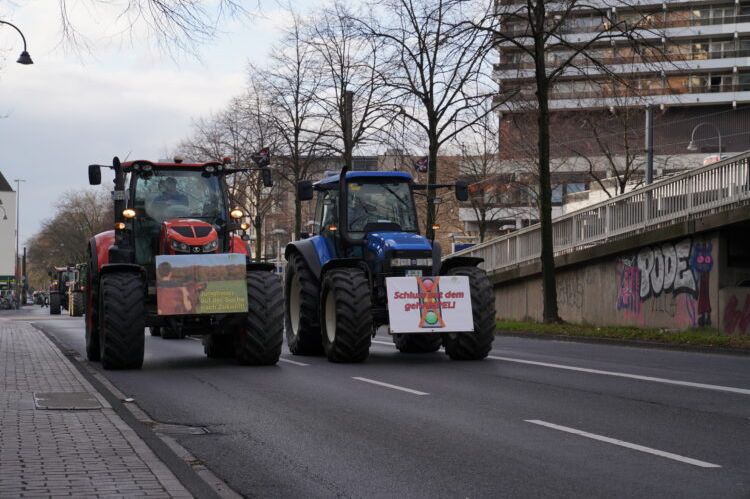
<box><xmin>10</xmin><ymin>306</ymin><xmax>750</xmax><ymax>498</ymax></box>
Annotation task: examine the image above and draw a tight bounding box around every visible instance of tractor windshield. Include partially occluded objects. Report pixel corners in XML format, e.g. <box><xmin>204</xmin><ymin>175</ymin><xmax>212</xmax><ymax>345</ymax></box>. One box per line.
<box><xmin>134</xmin><ymin>169</ymin><xmax>224</xmax><ymax>224</ymax></box>
<box><xmin>347</xmin><ymin>181</ymin><xmax>417</xmax><ymax>233</ymax></box>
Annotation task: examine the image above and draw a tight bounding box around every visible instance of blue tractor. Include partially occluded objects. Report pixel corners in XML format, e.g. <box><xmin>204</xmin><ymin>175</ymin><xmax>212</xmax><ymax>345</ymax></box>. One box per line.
<box><xmin>284</xmin><ymin>166</ymin><xmax>495</xmax><ymax>363</ymax></box>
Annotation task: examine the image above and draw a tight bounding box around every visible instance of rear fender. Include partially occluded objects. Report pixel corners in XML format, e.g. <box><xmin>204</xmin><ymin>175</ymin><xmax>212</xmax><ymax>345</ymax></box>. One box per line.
<box><xmin>230</xmin><ymin>234</ymin><xmax>249</xmax><ymax>255</ymax></box>
<box><xmin>440</xmin><ymin>256</ymin><xmax>484</xmax><ymax>274</ymax></box>
<box><xmin>92</xmin><ymin>230</ymin><xmax>115</xmax><ymax>275</ymax></box>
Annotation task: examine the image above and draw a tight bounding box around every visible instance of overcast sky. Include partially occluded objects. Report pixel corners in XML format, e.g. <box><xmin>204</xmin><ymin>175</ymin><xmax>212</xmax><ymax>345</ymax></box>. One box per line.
<box><xmin>0</xmin><ymin>1</ymin><xmax>309</xmax><ymax>246</ymax></box>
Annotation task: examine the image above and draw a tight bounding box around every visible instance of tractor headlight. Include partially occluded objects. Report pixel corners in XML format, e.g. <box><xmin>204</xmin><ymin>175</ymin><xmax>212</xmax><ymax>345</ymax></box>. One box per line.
<box><xmin>391</xmin><ymin>258</ymin><xmax>432</xmax><ymax>267</ymax></box>
<box><xmin>171</xmin><ymin>240</ymin><xmax>190</xmax><ymax>252</ymax></box>
<box><xmin>202</xmin><ymin>240</ymin><xmax>218</xmax><ymax>252</ymax></box>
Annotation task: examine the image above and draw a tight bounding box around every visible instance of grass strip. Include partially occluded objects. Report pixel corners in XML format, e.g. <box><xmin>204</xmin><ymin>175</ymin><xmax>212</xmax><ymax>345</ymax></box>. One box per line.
<box><xmin>496</xmin><ymin>320</ymin><xmax>750</xmax><ymax>351</ymax></box>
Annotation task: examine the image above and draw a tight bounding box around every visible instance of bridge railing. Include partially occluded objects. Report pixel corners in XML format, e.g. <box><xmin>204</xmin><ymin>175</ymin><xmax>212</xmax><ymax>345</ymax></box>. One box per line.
<box><xmin>452</xmin><ymin>151</ymin><xmax>750</xmax><ymax>272</ymax></box>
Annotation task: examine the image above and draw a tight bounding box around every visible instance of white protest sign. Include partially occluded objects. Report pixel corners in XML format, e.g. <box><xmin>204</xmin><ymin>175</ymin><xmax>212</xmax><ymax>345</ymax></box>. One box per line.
<box><xmin>386</xmin><ymin>276</ymin><xmax>474</xmax><ymax>333</ymax></box>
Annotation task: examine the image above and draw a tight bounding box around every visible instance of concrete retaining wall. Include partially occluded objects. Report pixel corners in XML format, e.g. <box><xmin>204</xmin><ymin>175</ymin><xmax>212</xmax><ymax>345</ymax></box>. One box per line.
<box><xmin>495</xmin><ymin>232</ymin><xmax>722</xmax><ymax>329</ymax></box>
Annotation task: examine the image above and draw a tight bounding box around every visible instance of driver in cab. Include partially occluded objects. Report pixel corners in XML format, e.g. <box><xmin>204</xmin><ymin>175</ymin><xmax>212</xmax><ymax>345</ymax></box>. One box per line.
<box><xmin>154</xmin><ymin>177</ymin><xmax>188</xmax><ymax>206</ymax></box>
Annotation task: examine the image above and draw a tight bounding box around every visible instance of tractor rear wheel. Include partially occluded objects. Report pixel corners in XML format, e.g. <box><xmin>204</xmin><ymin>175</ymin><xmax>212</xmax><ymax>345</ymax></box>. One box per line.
<box><xmin>99</xmin><ymin>271</ymin><xmax>145</xmax><ymax>370</ymax></box>
<box><xmin>393</xmin><ymin>333</ymin><xmax>443</xmax><ymax>353</ymax></box>
<box><xmin>284</xmin><ymin>253</ymin><xmax>323</xmax><ymax>355</ymax></box>
<box><xmin>85</xmin><ymin>248</ymin><xmax>100</xmax><ymax>361</ymax></box>
<box><xmin>321</xmin><ymin>268</ymin><xmax>372</xmax><ymax>363</ymax></box>
<box><xmin>204</xmin><ymin>334</ymin><xmax>235</xmax><ymax>359</ymax></box>
<box><xmin>236</xmin><ymin>271</ymin><xmax>283</xmax><ymax>365</ymax></box>
<box><xmin>71</xmin><ymin>291</ymin><xmax>85</xmax><ymax>317</ymax></box>
<box><xmin>443</xmin><ymin>267</ymin><xmax>495</xmax><ymax>361</ymax></box>
<box><xmin>49</xmin><ymin>292</ymin><xmax>61</xmax><ymax>315</ymax></box>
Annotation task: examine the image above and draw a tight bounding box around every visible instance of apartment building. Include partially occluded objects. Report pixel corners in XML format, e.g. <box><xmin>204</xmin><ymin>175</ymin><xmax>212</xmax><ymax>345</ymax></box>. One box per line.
<box><xmin>493</xmin><ymin>0</ymin><xmax>750</xmax><ymax>196</ymax></box>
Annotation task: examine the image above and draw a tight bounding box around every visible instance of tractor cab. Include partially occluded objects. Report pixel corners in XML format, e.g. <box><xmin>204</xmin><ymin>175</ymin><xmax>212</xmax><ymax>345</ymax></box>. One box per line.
<box><xmin>128</xmin><ymin>166</ymin><xmax>228</xmax><ymax>267</ymax></box>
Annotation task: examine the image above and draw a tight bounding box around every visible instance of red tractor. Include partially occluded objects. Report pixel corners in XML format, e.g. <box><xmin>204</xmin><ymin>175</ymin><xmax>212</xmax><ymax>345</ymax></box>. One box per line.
<box><xmin>86</xmin><ymin>155</ymin><xmax>282</xmax><ymax>369</ymax></box>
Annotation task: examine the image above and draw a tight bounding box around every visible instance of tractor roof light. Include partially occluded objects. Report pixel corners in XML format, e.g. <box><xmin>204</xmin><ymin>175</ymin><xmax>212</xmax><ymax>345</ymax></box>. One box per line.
<box><xmin>205</xmin><ymin>165</ymin><xmax>216</xmax><ymax>173</ymax></box>
<box><xmin>230</xmin><ymin>208</ymin><xmax>244</xmax><ymax>220</ymax></box>
<box><xmin>122</xmin><ymin>209</ymin><xmax>136</xmax><ymax>219</ymax></box>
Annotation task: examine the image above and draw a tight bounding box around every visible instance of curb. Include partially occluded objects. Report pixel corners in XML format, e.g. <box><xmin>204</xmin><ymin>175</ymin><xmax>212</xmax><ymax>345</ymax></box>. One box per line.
<box><xmin>497</xmin><ymin>330</ymin><xmax>750</xmax><ymax>356</ymax></box>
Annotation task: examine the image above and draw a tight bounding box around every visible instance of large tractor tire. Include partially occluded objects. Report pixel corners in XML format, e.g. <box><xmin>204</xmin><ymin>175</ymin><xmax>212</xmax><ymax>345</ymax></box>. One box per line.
<box><xmin>443</xmin><ymin>267</ymin><xmax>495</xmax><ymax>361</ymax></box>
<box><xmin>203</xmin><ymin>333</ymin><xmax>235</xmax><ymax>359</ymax></box>
<box><xmin>321</xmin><ymin>268</ymin><xmax>372</xmax><ymax>363</ymax></box>
<box><xmin>85</xmin><ymin>248</ymin><xmax>100</xmax><ymax>361</ymax></box>
<box><xmin>99</xmin><ymin>271</ymin><xmax>145</xmax><ymax>370</ymax></box>
<box><xmin>71</xmin><ymin>291</ymin><xmax>85</xmax><ymax>317</ymax></box>
<box><xmin>49</xmin><ymin>292</ymin><xmax>61</xmax><ymax>315</ymax></box>
<box><xmin>393</xmin><ymin>333</ymin><xmax>443</xmax><ymax>353</ymax></box>
<box><xmin>284</xmin><ymin>253</ymin><xmax>323</xmax><ymax>355</ymax></box>
<box><xmin>236</xmin><ymin>271</ymin><xmax>284</xmax><ymax>365</ymax></box>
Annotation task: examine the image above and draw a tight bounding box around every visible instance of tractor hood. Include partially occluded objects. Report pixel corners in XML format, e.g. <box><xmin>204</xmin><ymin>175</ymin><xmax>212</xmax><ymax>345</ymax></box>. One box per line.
<box><xmin>365</xmin><ymin>232</ymin><xmax>432</xmax><ymax>260</ymax></box>
<box><xmin>161</xmin><ymin>219</ymin><xmax>219</xmax><ymax>254</ymax></box>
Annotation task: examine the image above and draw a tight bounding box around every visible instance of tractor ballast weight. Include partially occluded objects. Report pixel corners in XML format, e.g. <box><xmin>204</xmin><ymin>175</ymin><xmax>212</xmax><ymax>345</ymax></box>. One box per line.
<box><xmin>85</xmin><ymin>155</ymin><xmax>281</xmax><ymax>369</ymax></box>
<box><xmin>285</xmin><ymin>166</ymin><xmax>495</xmax><ymax>363</ymax></box>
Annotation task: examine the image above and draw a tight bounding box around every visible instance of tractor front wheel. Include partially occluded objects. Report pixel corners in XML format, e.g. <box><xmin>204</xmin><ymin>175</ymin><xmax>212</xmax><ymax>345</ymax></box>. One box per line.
<box><xmin>99</xmin><ymin>271</ymin><xmax>145</xmax><ymax>370</ymax></box>
<box><xmin>49</xmin><ymin>292</ymin><xmax>61</xmax><ymax>315</ymax></box>
<box><xmin>71</xmin><ymin>291</ymin><xmax>85</xmax><ymax>317</ymax></box>
<box><xmin>321</xmin><ymin>268</ymin><xmax>372</xmax><ymax>363</ymax></box>
<box><xmin>443</xmin><ymin>267</ymin><xmax>495</xmax><ymax>361</ymax></box>
<box><xmin>236</xmin><ymin>271</ymin><xmax>283</xmax><ymax>365</ymax></box>
<box><xmin>284</xmin><ymin>253</ymin><xmax>323</xmax><ymax>355</ymax></box>
<box><xmin>393</xmin><ymin>333</ymin><xmax>443</xmax><ymax>353</ymax></box>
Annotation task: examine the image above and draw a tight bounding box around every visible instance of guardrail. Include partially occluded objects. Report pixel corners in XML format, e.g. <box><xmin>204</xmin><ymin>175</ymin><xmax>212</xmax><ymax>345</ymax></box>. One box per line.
<box><xmin>451</xmin><ymin>151</ymin><xmax>750</xmax><ymax>273</ymax></box>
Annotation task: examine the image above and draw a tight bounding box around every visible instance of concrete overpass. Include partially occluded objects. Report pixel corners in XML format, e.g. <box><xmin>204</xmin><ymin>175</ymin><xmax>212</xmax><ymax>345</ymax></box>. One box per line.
<box><xmin>452</xmin><ymin>151</ymin><xmax>750</xmax><ymax>334</ymax></box>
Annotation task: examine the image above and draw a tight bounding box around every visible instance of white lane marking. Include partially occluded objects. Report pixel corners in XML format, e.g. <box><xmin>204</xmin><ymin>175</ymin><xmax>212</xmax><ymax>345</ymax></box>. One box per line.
<box><xmin>352</xmin><ymin>377</ymin><xmax>429</xmax><ymax>396</ymax></box>
<box><xmin>279</xmin><ymin>357</ymin><xmax>309</xmax><ymax>367</ymax></box>
<box><xmin>525</xmin><ymin>419</ymin><xmax>721</xmax><ymax>468</ymax></box>
<box><xmin>488</xmin><ymin>355</ymin><xmax>750</xmax><ymax>396</ymax></box>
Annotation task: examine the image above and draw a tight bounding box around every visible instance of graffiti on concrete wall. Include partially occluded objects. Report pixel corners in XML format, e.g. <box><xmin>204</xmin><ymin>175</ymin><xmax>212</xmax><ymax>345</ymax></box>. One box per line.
<box><xmin>723</xmin><ymin>293</ymin><xmax>750</xmax><ymax>335</ymax></box>
<box><xmin>616</xmin><ymin>238</ymin><xmax>713</xmax><ymax>327</ymax></box>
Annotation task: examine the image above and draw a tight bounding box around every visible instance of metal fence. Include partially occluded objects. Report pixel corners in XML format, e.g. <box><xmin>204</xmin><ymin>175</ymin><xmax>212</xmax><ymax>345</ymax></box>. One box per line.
<box><xmin>451</xmin><ymin>151</ymin><xmax>750</xmax><ymax>273</ymax></box>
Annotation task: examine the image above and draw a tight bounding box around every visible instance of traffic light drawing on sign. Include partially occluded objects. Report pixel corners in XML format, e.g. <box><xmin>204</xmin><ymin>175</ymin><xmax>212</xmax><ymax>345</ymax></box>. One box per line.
<box><xmin>417</xmin><ymin>277</ymin><xmax>445</xmax><ymax>328</ymax></box>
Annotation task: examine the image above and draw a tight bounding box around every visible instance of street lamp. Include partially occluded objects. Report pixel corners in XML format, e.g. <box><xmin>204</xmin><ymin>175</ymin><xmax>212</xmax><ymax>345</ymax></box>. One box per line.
<box><xmin>686</xmin><ymin>122</ymin><xmax>722</xmax><ymax>156</ymax></box>
<box><xmin>0</xmin><ymin>20</ymin><xmax>34</xmax><ymax>65</ymax></box>
<box><xmin>14</xmin><ymin>179</ymin><xmax>25</xmax><ymax>300</ymax></box>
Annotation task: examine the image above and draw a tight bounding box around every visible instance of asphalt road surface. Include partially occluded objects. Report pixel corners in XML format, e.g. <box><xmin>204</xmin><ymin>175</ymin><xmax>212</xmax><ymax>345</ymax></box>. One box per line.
<box><xmin>12</xmin><ymin>307</ymin><xmax>750</xmax><ymax>498</ymax></box>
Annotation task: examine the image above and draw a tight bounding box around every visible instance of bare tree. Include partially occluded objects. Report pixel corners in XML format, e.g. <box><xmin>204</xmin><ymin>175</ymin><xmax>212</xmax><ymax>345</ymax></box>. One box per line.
<box><xmin>358</xmin><ymin>0</ymin><xmax>500</xmax><ymax>240</ymax></box>
<box><xmin>465</xmin><ymin>0</ymin><xmax>662</xmax><ymax>322</ymax></box>
<box><xmin>305</xmin><ymin>1</ymin><xmax>392</xmax><ymax>163</ymax></box>
<box><xmin>26</xmin><ymin>189</ymin><xmax>112</xmax><ymax>289</ymax></box>
<box><xmin>52</xmin><ymin>0</ymin><xmax>248</xmax><ymax>53</ymax></box>
<box><xmin>257</xmin><ymin>6</ymin><xmax>330</xmax><ymax>239</ymax></box>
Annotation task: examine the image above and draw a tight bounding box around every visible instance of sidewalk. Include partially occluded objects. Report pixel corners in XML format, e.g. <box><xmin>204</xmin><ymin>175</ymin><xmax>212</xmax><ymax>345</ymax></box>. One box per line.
<box><xmin>0</xmin><ymin>318</ymin><xmax>192</xmax><ymax>498</ymax></box>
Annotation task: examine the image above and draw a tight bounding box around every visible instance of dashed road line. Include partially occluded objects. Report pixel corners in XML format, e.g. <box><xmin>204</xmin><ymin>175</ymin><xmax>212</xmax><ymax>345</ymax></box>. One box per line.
<box><xmin>352</xmin><ymin>377</ymin><xmax>429</xmax><ymax>396</ymax></box>
<box><xmin>279</xmin><ymin>357</ymin><xmax>309</xmax><ymax>366</ymax></box>
<box><xmin>489</xmin><ymin>355</ymin><xmax>750</xmax><ymax>396</ymax></box>
<box><xmin>525</xmin><ymin>420</ymin><xmax>721</xmax><ymax>468</ymax></box>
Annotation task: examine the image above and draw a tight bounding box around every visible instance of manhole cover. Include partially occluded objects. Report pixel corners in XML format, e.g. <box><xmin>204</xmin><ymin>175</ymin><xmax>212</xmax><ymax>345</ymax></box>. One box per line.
<box><xmin>153</xmin><ymin>423</ymin><xmax>210</xmax><ymax>436</ymax></box>
<box><xmin>34</xmin><ymin>392</ymin><xmax>101</xmax><ymax>410</ymax></box>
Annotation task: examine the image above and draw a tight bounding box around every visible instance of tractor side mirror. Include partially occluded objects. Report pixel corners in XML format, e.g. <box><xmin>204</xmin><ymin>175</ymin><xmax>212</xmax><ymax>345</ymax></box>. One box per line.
<box><xmin>261</xmin><ymin>167</ymin><xmax>273</xmax><ymax>188</ymax></box>
<box><xmin>88</xmin><ymin>165</ymin><xmax>101</xmax><ymax>185</ymax></box>
<box><xmin>297</xmin><ymin>180</ymin><xmax>314</xmax><ymax>201</ymax></box>
<box><xmin>455</xmin><ymin>181</ymin><xmax>469</xmax><ymax>202</ymax></box>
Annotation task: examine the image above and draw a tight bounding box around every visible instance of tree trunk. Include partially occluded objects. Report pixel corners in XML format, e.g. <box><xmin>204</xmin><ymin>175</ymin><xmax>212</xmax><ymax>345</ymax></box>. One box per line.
<box><xmin>534</xmin><ymin>17</ymin><xmax>560</xmax><ymax>323</ymax></box>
